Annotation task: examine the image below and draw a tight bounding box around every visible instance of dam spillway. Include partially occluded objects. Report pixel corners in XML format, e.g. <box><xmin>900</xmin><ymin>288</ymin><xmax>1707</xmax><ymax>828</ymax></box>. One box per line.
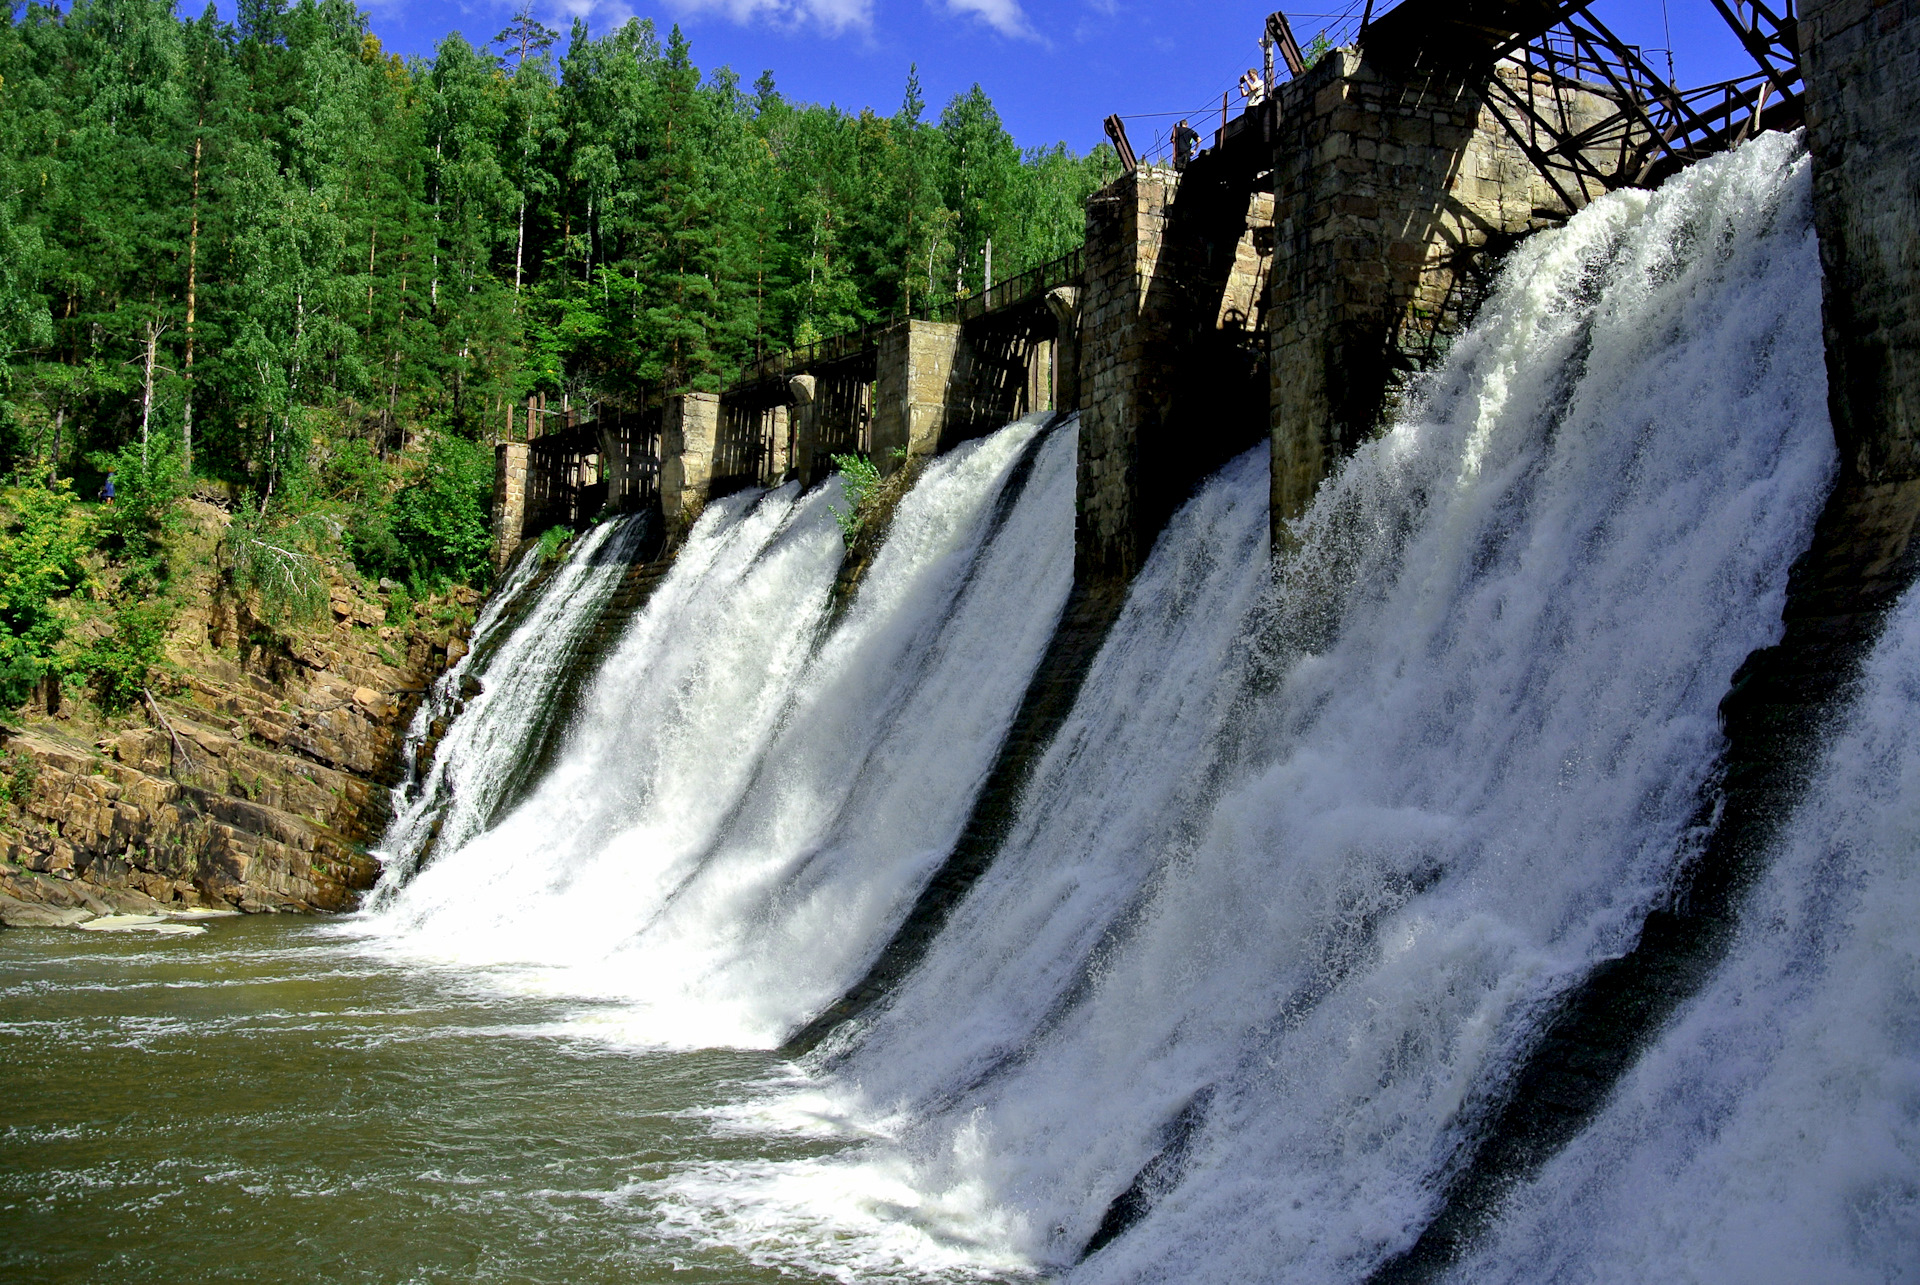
<box><xmin>7</xmin><ymin>1</ymin><xmax>1917</xmax><ymax>1280</ymax></box>
<box><xmin>346</xmin><ymin>123</ymin><xmax>1917</xmax><ymax>1282</ymax></box>
<box><xmin>363</xmin><ymin>4</ymin><xmax>1920</xmax><ymax>1276</ymax></box>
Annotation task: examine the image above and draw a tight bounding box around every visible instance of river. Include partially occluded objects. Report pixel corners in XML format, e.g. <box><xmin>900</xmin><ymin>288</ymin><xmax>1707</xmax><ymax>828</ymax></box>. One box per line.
<box><xmin>0</xmin><ymin>917</ymin><xmax>888</xmax><ymax>1285</ymax></box>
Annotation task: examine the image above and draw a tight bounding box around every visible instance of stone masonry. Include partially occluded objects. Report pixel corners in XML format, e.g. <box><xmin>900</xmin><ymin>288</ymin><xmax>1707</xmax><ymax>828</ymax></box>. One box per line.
<box><xmin>1077</xmin><ymin>165</ymin><xmax>1276</xmax><ymax>580</ymax></box>
<box><xmin>1078</xmin><ymin>167</ymin><xmax>1179</xmax><ymax>581</ymax></box>
<box><xmin>786</xmin><ymin>374</ymin><xmax>819</xmax><ymax>485</ymax></box>
<box><xmin>872</xmin><ymin>320</ymin><xmax>966</xmax><ymax>474</ymax></box>
<box><xmin>1046</xmin><ymin>286</ymin><xmax>1083</xmax><ymax>410</ymax></box>
<box><xmin>1267</xmin><ymin>50</ymin><xmax>1611</xmax><ymax>535</ymax></box>
<box><xmin>769</xmin><ymin>403</ymin><xmax>792</xmax><ymax>481</ymax></box>
<box><xmin>490</xmin><ymin>441</ymin><xmax>529</xmax><ymax>575</ymax></box>
<box><xmin>1803</xmin><ymin>0</ymin><xmax>1920</xmax><ymax>485</ymax></box>
<box><xmin>659</xmin><ymin>391</ymin><xmax>720</xmax><ymax>527</ymax></box>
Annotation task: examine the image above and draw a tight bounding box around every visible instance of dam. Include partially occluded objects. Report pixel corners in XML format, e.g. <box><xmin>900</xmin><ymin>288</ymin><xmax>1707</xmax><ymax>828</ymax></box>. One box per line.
<box><xmin>4</xmin><ymin>1</ymin><xmax>1915</xmax><ymax>1281</ymax></box>
<box><xmin>450</xmin><ymin>1</ymin><xmax>1918</xmax><ymax>1275</ymax></box>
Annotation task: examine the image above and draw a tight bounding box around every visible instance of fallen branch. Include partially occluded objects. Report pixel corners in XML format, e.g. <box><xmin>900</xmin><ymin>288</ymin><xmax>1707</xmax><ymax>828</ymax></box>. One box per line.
<box><xmin>142</xmin><ymin>688</ymin><xmax>196</xmax><ymax>776</ymax></box>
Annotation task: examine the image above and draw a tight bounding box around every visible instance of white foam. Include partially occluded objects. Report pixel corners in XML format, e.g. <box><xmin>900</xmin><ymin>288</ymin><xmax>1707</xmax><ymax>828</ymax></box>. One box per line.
<box><xmin>370</xmin><ymin>417</ymin><xmax>1076</xmax><ymax>1051</ymax></box>
<box><xmin>1446</xmin><ymin>584</ymin><xmax>1920</xmax><ymax>1285</ymax></box>
<box><xmin>372</xmin><ymin>513</ymin><xmax>655</xmax><ymax>890</ymax></box>
<box><xmin>648</xmin><ymin>132</ymin><xmax>1838</xmax><ymax>1282</ymax></box>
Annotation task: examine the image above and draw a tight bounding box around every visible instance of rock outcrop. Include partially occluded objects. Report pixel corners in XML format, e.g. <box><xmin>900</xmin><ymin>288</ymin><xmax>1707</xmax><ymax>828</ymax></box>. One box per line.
<box><xmin>0</xmin><ymin>500</ymin><xmax>475</xmax><ymax>925</ymax></box>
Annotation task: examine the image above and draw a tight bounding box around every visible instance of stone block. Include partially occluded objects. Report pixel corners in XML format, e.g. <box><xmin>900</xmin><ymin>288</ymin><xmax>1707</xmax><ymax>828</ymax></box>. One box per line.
<box><xmin>489</xmin><ymin>442</ymin><xmax>529</xmax><ymax>574</ymax></box>
<box><xmin>660</xmin><ymin>391</ymin><xmax>720</xmax><ymax>524</ymax></box>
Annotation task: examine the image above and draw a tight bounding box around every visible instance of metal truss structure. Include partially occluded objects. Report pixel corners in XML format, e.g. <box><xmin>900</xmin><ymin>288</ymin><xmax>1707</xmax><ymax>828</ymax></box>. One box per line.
<box><xmin>1470</xmin><ymin>0</ymin><xmax>1804</xmax><ymax>213</ymax></box>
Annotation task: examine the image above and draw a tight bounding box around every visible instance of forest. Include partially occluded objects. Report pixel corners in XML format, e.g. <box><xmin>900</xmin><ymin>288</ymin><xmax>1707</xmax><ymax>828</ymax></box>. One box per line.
<box><xmin>0</xmin><ymin>0</ymin><xmax>1115</xmax><ymax>710</ymax></box>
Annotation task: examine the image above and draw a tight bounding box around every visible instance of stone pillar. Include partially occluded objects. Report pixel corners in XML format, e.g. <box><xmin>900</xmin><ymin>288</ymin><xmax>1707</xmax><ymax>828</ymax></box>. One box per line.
<box><xmin>787</xmin><ymin>374</ymin><xmax>819</xmax><ymax>484</ymax></box>
<box><xmin>1076</xmin><ymin>158</ymin><xmax>1278</xmax><ymax>582</ymax></box>
<box><xmin>1046</xmin><ymin>286</ymin><xmax>1083</xmax><ymax>411</ymax></box>
<box><xmin>1077</xmin><ymin>167</ymin><xmax>1182</xmax><ymax>581</ymax></box>
<box><xmin>660</xmin><ymin>391</ymin><xmax>719</xmax><ymax>526</ymax></box>
<box><xmin>769</xmin><ymin>403</ymin><xmax>792</xmax><ymax>482</ymax></box>
<box><xmin>1267</xmin><ymin>50</ymin><xmax>1606</xmax><ymax>538</ymax></box>
<box><xmin>1803</xmin><ymin>0</ymin><xmax>1920</xmax><ymax>485</ymax></box>
<box><xmin>598</xmin><ymin>419</ymin><xmax>626</xmax><ymax>511</ymax></box>
<box><xmin>490</xmin><ymin>441</ymin><xmax>529</xmax><ymax>574</ymax></box>
<box><xmin>873</xmin><ymin>320</ymin><xmax>966</xmax><ymax>474</ymax></box>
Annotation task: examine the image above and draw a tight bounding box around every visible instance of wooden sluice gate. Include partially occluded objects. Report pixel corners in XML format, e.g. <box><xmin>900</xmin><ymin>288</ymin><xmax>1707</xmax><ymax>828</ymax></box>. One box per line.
<box><xmin>710</xmin><ymin>380</ymin><xmax>789</xmax><ymax>498</ymax></box>
<box><xmin>489</xmin><ymin>398</ymin><xmax>666</xmax><ymax>572</ymax></box>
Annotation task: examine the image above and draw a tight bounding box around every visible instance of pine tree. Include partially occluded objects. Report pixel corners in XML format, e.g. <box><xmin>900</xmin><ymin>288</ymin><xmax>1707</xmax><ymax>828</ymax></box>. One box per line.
<box><xmin>939</xmin><ymin>84</ymin><xmax>1020</xmax><ymax>296</ymax></box>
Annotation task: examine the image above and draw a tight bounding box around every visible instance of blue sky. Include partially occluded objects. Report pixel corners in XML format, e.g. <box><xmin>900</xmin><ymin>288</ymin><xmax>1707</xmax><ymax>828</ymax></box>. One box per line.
<box><xmin>276</xmin><ymin>0</ymin><xmax>1760</xmax><ymax>153</ymax></box>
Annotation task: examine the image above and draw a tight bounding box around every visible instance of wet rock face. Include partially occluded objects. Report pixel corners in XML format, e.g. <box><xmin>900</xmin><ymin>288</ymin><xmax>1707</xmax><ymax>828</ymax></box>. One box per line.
<box><xmin>0</xmin><ymin>503</ymin><xmax>478</xmax><ymax>920</ymax></box>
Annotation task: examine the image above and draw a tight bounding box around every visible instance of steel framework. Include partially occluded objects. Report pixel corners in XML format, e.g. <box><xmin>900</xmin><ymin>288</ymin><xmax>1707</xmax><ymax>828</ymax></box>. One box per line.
<box><xmin>1469</xmin><ymin>1</ymin><xmax>1803</xmax><ymax>213</ymax></box>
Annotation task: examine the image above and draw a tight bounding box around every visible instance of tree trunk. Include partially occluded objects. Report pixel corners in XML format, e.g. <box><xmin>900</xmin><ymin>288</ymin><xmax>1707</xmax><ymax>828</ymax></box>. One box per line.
<box><xmin>430</xmin><ymin>140</ymin><xmax>442</xmax><ymax>312</ymax></box>
<box><xmin>139</xmin><ymin>318</ymin><xmax>160</xmax><ymax>468</ymax></box>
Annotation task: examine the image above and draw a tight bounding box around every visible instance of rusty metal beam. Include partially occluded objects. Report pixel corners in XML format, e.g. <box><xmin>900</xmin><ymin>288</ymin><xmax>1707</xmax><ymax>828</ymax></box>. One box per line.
<box><xmin>1465</xmin><ymin>0</ymin><xmax>1802</xmax><ymax>218</ymax></box>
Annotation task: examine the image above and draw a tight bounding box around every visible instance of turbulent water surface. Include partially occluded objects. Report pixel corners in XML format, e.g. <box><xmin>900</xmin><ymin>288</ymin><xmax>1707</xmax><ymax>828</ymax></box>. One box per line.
<box><xmin>0</xmin><ymin>919</ymin><xmax>827</xmax><ymax>1284</ymax></box>
<box><xmin>4</xmin><ymin>132</ymin><xmax>1915</xmax><ymax>1284</ymax></box>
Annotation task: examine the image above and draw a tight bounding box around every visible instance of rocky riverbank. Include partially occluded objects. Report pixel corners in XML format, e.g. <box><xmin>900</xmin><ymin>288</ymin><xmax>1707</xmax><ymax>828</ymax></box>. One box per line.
<box><xmin>0</xmin><ymin>500</ymin><xmax>476</xmax><ymax>926</ymax></box>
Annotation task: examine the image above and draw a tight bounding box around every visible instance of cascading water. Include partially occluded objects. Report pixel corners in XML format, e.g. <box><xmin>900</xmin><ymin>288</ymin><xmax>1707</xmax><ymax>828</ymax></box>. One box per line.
<box><xmin>372</xmin><ymin>513</ymin><xmax>654</xmax><ymax>893</ymax></box>
<box><xmin>1442</xmin><ymin>579</ymin><xmax>1920</xmax><ymax>1285</ymax></box>
<box><xmin>642</xmin><ymin>132</ymin><xmax>1843</xmax><ymax>1281</ymax></box>
<box><xmin>370</xmin><ymin>415</ymin><xmax>1075</xmax><ymax>1049</ymax></box>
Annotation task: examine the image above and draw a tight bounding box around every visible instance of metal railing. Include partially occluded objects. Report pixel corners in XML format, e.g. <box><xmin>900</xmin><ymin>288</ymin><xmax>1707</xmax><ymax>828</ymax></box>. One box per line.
<box><xmin>923</xmin><ymin>245</ymin><xmax>1085</xmax><ymax>326</ymax></box>
<box><xmin>736</xmin><ymin>244</ymin><xmax>1086</xmax><ymax>388</ymax></box>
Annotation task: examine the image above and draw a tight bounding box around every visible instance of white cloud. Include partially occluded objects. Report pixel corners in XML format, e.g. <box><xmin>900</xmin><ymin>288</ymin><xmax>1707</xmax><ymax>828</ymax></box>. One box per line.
<box><xmin>666</xmin><ymin>0</ymin><xmax>875</xmax><ymax>34</ymax></box>
<box><xmin>537</xmin><ymin>0</ymin><xmax>638</xmax><ymax>32</ymax></box>
<box><xmin>940</xmin><ymin>0</ymin><xmax>1041</xmax><ymax>41</ymax></box>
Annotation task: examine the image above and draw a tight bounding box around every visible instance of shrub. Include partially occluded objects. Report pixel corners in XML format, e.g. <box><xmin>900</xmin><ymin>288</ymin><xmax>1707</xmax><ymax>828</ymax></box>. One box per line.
<box><xmin>85</xmin><ymin>598</ymin><xmax>172</xmax><ymax>713</ymax></box>
<box><xmin>536</xmin><ymin>524</ymin><xmax>571</xmax><ymax>565</ymax></box>
<box><xmin>828</xmin><ymin>453</ymin><xmax>882</xmax><ymax>547</ymax></box>
<box><xmin>387</xmin><ymin>434</ymin><xmax>494</xmax><ymax>588</ymax></box>
<box><xmin>0</xmin><ymin>479</ymin><xmax>86</xmax><ymax>707</ymax></box>
<box><xmin>91</xmin><ymin>434</ymin><xmax>186</xmax><ymax>595</ymax></box>
<box><xmin>0</xmin><ymin>749</ymin><xmax>37</xmax><ymax>806</ymax></box>
<box><xmin>221</xmin><ymin>507</ymin><xmax>341</xmax><ymax>627</ymax></box>
<box><xmin>383</xmin><ymin>582</ymin><xmax>414</xmax><ymax>625</ymax></box>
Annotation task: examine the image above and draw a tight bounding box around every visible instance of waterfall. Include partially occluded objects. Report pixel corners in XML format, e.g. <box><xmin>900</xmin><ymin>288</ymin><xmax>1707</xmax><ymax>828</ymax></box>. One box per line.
<box><xmin>643</xmin><ymin>132</ymin><xmax>1840</xmax><ymax>1282</ymax></box>
<box><xmin>369</xmin><ymin>415</ymin><xmax>1075</xmax><ymax>1050</ymax></box>
<box><xmin>1442</xmin><ymin>579</ymin><xmax>1920</xmax><ymax>1285</ymax></box>
<box><xmin>372</xmin><ymin>514</ymin><xmax>654</xmax><ymax>894</ymax></box>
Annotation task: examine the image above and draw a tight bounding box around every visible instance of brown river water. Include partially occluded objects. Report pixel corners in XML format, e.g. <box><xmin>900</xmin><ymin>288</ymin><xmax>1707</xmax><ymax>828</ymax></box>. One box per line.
<box><xmin>0</xmin><ymin>915</ymin><xmax>873</xmax><ymax>1284</ymax></box>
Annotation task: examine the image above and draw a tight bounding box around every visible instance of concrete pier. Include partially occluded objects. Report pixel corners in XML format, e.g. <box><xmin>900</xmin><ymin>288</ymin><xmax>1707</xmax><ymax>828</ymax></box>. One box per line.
<box><xmin>1076</xmin><ymin>163</ymin><xmax>1274</xmax><ymax>580</ymax></box>
<box><xmin>872</xmin><ymin>320</ymin><xmax>966</xmax><ymax>470</ymax></box>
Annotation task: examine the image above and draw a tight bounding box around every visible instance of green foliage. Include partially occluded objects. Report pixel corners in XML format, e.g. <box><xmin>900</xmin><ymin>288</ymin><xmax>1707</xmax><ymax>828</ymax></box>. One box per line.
<box><xmin>382</xmin><ymin>581</ymin><xmax>413</xmax><ymax>624</ymax></box>
<box><xmin>535</xmin><ymin>523</ymin><xmax>570</xmax><ymax>565</ymax></box>
<box><xmin>220</xmin><ymin>506</ymin><xmax>340</xmax><ymax>626</ymax></box>
<box><xmin>0</xmin><ymin>748</ymin><xmax>38</xmax><ymax>806</ymax></box>
<box><xmin>84</xmin><ymin>596</ymin><xmax>172</xmax><ymax>712</ymax></box>
<box><xmin>322</xmin><ymin>436</ymin><xmax>404</xmax><ymax>573</ymax></box>
<box><xmin>827</xmin><ymin>452</ymin><xmax>881</xmax><ymax>547</ymax></box>
<box><xmin>386</xmin><ymin>433</ymin><xmax>493</xmax><ymax>587</ymax></box>
<box><xmin>91</xmin><ymin>432</ymin><xmax>187</xmax><ymax>593</ymax></box>
<box><xmin>0</xmin><ymin>3</ymin><xmax>1105</xmax><ymax>600</ymax></box>
<box><xmin>0</xmin><ymin>478</ymin><xmax>87</xmax><ymax>706</ymax></box>
<box><xmin>0</xmin><ymin>6</ymin><xmax>1102</xmax><ymax>462</ymax></box>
